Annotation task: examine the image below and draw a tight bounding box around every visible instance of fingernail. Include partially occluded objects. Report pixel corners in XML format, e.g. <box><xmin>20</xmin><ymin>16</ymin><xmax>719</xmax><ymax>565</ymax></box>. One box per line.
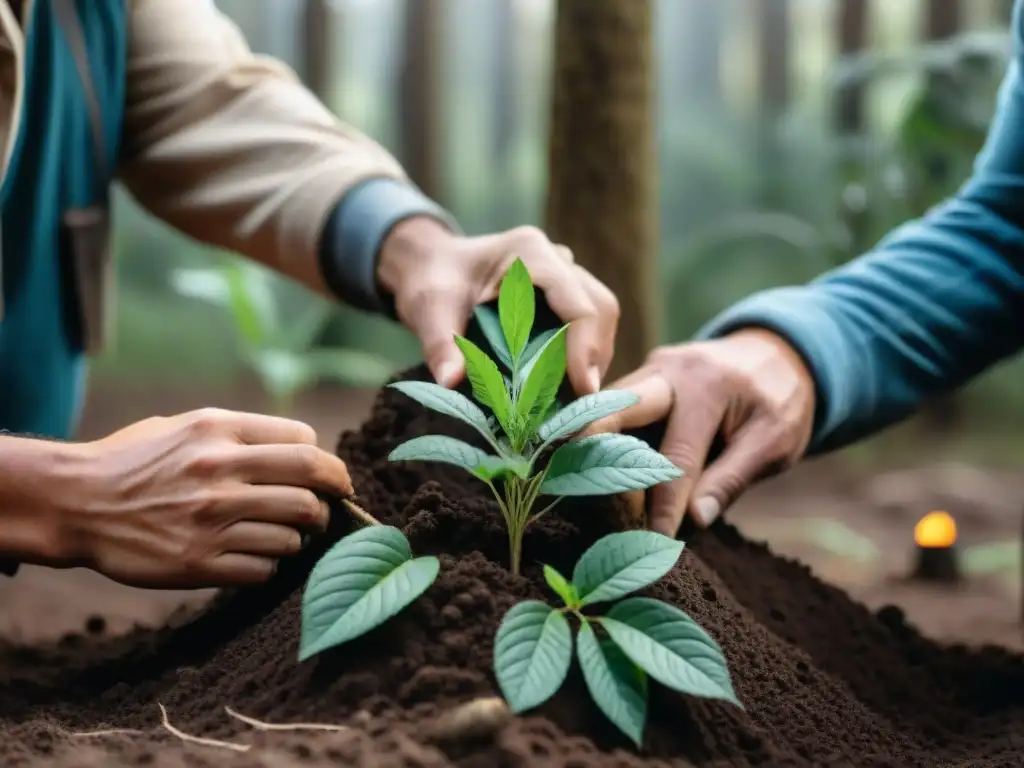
<box><xmin>301</xmin><ymin>534</ymin><xmax>311</xmax><ymax>549</ymax></box>
<box><xmin>587</xmin><ymin>365</ymin><xmax>602</xmax><ymax>393</ymax></box>
<box><xmin>693</xmin><ymin>496</ymin><xmax>721</xmax><ymax>528</ymax></box>
<box><xmin>439</xmin><ymin>360</ymin><xmax>465</xmax><ymax>388</ymax></box>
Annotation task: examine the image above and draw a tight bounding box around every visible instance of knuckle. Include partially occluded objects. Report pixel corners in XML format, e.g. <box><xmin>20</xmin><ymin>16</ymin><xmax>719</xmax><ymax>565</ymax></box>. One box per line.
<box><xmin>659</xmin><ymin>443</ymin><xmax>702</xmax><ymax>473</ymax></box>
<box><xmin>292</xmin><ymin>421</ymin><xmax>318</xmax><ymax>446</ymax></box>
<box><xmin>296</xmin><ymin>491</ymin><xmax>327</xmax><ymax>528</ymax></box>
<box><xmin>184</xmin><ymin>407</ymin><xmax>232</xmax><ymax>437</ymax></box>
<box><xmin>509</xmin><ymin>225</ymin><xmax>549</xmax><ymax>250</ymax></box>
<box><xmin>293</xmin><ymin>444</ymin><xmax>324</xmax><ymax>478</ymax></box>
<box><xmin>185</xmin><ymin>449</ymin><xmax>229</xmax><ymax>480</ymax></box>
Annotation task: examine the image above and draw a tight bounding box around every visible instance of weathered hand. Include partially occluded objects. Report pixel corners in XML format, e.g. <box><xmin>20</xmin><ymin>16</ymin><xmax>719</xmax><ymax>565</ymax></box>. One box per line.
<box><xmin>583</xmin><ymin>330</ymin><xmax>816</xmax><ymax>536</ymax></box>
<box><xmin>64</xmin><ymin>408</ymin><xmax>352</xmax><ymax>589</ymax></box>
<box><xmin>377</xmin><ymin>217</ymin><xmax>620</xmax><ymax>395</ymax></box>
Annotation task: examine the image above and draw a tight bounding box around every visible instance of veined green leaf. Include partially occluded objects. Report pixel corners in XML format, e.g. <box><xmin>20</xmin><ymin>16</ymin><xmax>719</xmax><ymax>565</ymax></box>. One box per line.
<box><xmin>573</xmin><ymin>531</ymin><xmax>684</xmax><ymax>606</ymax></box>
<box><xmin>520</xmin><ymin>328</ymin><xmax>559</xmax><ymax>374</ymax></box>
<box><xmin>473</xmin><ymin>305</ymin><xmax>513</xmax><ymax>369</ymax></box>
<box><xmin>454</xmin><ymin>335</ymin><xmax>514</xmax><ymax>429</ymax></box>
<box><xmin>498</xmin><ymin>257</ymin><xmax>535</xmax><ymax>361</ymax></box>
<box><xmin>577</xmin><ymin>620</ymin><xmax>648</xmax><ymax>746</ymax></box>
<box><xmin>543</xmin><ymin>564</ymin><xmax>578</xmax><ymax>607</ymax></box>
<box><xmin>537</xmin><ymin>391</ymin><xmax>640</xmax><ymax>446</ymax></box>
<box><xmin>599</xmin><ymin>598</ymin><xmax>740</xmax><ymax>706</ymax></box>
<box><xmin>389</xmin><ymin>435</ymin><xmax>506</xmax><ymax>481</ymax></box>
<box><xmin>388</xmin><ymin>381</ymin><xmax>498</xmax><ymax>448</ymax></box>
<box><xmin>494</xmin><ymin>601</ymin><xmax>573</xmax><ymax>713</ymax></box>
<box><xmin>540</xmin><ymin>434</ymin><xmax>683</xmax><ymax>496</ymax></box>
<box><xmin>517</xmin><ymin>326</ymin><xmax>568</xmax><ymax>425</ymax></box>
<box><xmin>299</xmin><ymin>526</ymin><xmax>439</xmax><ymax>661</ymax></box>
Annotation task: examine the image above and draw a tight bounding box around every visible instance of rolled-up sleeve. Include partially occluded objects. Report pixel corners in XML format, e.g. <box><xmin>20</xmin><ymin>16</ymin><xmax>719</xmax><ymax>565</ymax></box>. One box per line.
<box><xmin>698</xmin><ymin>8</ymin><xmax>1024</xmax><ymax>454</ymax></box>
<box><xmin>118</xmin><ymin>0</ymin><xmax>453</xmax><ymax>307</ymax></box>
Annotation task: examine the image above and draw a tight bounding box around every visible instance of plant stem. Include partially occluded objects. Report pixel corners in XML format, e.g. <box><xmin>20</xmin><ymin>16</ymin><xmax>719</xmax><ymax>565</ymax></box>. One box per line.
<box><xmin>342</xmin><ymin>499</ymin><xmax>381</xmax><ymax>527</ymax></box>
<box><xmin>528</xmin><ymin>496</ymin><xmax>563</xmax><ymax>525</ymax></box>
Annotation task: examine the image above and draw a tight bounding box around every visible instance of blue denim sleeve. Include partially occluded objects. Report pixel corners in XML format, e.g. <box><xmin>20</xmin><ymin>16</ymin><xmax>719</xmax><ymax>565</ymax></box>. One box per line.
<box><xmin>318</xmin><ymin>178</ymin><xmax>461</xmax><ymax>314</ymax></box>
<box><xmin>697</xmin><ymin>18</ymin><xmax>1024</xmax><ymax>454</ymax></box>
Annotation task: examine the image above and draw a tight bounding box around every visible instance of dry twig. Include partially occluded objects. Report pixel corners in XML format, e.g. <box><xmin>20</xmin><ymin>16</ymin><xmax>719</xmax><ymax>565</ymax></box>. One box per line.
<box><xmin>225</xmin><ymin>706</ymin><xmax>354</xmax><ymax>733</ymax></box>
<box><xmin>158</xmin><ymin>703</ymin><xmax>251</xmax><ymax>753</ymax></box>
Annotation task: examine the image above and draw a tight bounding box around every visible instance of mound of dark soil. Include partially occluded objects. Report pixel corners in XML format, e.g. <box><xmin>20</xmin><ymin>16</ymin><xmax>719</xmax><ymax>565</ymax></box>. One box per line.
<box><xmin>2</xmin><ymin>366</ymin><xmax>1024</xmax><ymax>767</ymax></box>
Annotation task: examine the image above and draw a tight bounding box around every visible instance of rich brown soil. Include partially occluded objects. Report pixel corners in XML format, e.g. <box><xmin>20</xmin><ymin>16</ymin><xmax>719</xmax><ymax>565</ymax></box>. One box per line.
<box><xmin>2</xmin><ymin>366</ymin><xmax>1024</xmax><ymax>767</ymax></box>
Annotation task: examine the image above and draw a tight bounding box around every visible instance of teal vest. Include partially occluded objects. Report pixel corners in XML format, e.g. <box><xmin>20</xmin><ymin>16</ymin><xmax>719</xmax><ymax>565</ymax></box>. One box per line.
<box><xmin>0</xmin><ymin>0</ymin><xmax>126</xmax><ymax>438</ymax></box>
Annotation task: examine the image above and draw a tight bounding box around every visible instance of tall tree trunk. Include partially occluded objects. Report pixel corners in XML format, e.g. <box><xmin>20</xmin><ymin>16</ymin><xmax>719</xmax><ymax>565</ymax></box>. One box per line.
<box><xmin>545</xmin><ymin>0</ymin><xmax>657</xmax><ymax>381</ymax></box>
<box><xmin>756</xmin><ymin>0</ymin><xmax>791</xmax><ymax>206</ymax></box>
<box><xmin>920</xmin><ymin>0</ymin><xmax>964</xmax><ymax>434</ymax></box>
<box><xmin>492</xmin><ymin>0</ymin><xmax>517</xmax><ymax>171</ymax></box>
<box><xmin>300</xmin><ymin>0</ymin><xmax>332</xmax><ymax>100</ymax></box>
<box><xmin>399</xmin><ymin>0</ymin><xmax>443</xmax><ymax>201</ymax></box>
<box><xmin>835</xmin><ymin>0</ymin><xmax>870</xmax><ymax>251</ymax></box>
<box><xmin>758</xmin><ymin>0</ymin><xmax>791</xmax><ymax>118</ymax></box>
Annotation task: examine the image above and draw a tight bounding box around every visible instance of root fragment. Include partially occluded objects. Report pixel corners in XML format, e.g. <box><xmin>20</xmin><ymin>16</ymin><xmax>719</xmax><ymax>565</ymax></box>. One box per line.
<box><xmin>427</xmin><ymin>696</ymin><xmax>512</xmax><ymax>742</ymax></box>
<box><xmin>343</xmin><ymin>499</ymin><xmax>381</xmax><ymax>527</ymax></box>
<box><xmin>225</xmin><ymin>706</ymin><xmax>354</xmax><ymax>733</ymax></box>
<box><xmin>158</xmin><ymin>703</ymin><xmax>251</xmax><ymax>753</ymax></box>
<box><xmin>70</xmin><ymin>728</ymin><xmax>146</xmax><ymax>738</ymax></box>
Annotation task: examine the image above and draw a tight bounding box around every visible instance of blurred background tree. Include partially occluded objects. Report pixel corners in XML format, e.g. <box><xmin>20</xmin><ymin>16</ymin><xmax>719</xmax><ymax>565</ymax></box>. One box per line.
<box><xmin>96</xmin><ymin>0</ymin><xmax>1020</xmax><ymax>464</ymax></box>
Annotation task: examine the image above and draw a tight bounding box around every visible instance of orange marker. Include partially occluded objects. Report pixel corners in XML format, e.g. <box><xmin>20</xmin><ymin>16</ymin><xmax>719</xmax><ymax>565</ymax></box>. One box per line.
<box><xmin>912</xmin><ymin>511</ymin><xmax>960</xmax><ymax>583</ymax></box>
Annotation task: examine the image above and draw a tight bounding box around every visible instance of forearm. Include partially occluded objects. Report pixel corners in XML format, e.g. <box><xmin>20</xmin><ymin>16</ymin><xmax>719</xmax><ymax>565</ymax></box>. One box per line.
<box><xmin>120</xmin><ymin>0</ymin><xmax>456</xmax><ymax>303</ymax></box>
<box><xmin>697</xmin><ymin>205</ymin><xmax>1024</xmax><ymax>453</ymax></box>
<box><xmin>0</xmin><ymin>436</ymin><xmax>84</xmax><ymax>570</ymax></box>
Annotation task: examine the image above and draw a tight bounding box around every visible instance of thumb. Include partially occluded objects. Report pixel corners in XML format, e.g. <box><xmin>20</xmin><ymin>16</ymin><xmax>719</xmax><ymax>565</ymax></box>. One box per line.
<box><xmin>687</xmin><ymin>424</ymin><xmax>775</xmax><ymax>528</ymax></box>
<box><xmin>410</xmin><ymin>295</ymin><xmax>472</xmax><ymax>388</ymax></box>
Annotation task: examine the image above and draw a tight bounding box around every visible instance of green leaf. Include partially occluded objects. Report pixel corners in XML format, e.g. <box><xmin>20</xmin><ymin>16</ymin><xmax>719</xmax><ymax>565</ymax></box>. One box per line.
<box><xmin>520</xmin><ymin>328</ymin><xmax>559</xmax><ymax>372</ymax></box>
<box><xmin>516</xmin><ymin>326</ymin><xmax>568</xmax><ymax>424</ymax></box>
<box><xmin>543</xmin><ymin>564</ymin><xmax>578</xmax><ymax>607</ymax></box>
<box><xmin>388</xmin><ymin>381</ymin><xmax>498</xmax><ymax>447</ymax></box>
<box><xmin>224</xmin><ymin>263</ymin><xmax>267</xmax><ymax>347</ymax></box>
<box><xmin>473</xmin><ymin>306</ymin><xmax>513</xmax><ymax>369</ymax></box>
<box><xmin>599</xmin><ymin>597</ymin><xmax>740</xmax><ymax>706</ymax></box>
<box><xmin>389</xmin><ymin>435</ymin><xmax>506</xmax><ymax>481</ymax></box>
<box><xmin>498</xmin><ymin>257</ymin><xmax>535</xmax><ymax>360</ymax></box>
<box><xmin>494</xmin><ymin>600</ymin><xmax>573</xmax><ymax>713</ymax></box>
<box><xmin>299</xmin><ymin>526</ymin><xmax>439</xmax><ymax>661</ymax></box>
<box><xmin>454</xmin><ymin>335</ymin><xmax>513</xmax><ymax>428</ymax></box>
<box><xmin>537</xmin><ymin>391</ymin><xmax>640</xmax><ymax>445</ymax></box>
<box><xmin>540</xmin><ymin>434</ymin><xmax>683</xmax><ymax>496</ymax></box>
<box><xmin>306</xmin><ymin>348</ymin><xmax>397</xmax><ymax>388</ymax></box>
<box><xmin>573</xmin><ymin>531</ymin><xmax>685</xmax><ymax>606</ymax></box>
<box><xmin>577</xmin><ymin>620</ymin><xmax>647</xmax><ymax>747</ymax></box>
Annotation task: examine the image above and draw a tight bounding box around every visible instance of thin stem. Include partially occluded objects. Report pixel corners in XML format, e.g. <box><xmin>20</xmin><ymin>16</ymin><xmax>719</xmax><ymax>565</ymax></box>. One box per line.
<box><xmin>342</xmin><ymin>499</ymin><xmax>381</xmax><ymax>527</ymax></box>
<box><xmin>528</xmin><ymin>496</ymin><xmax>563</xmax><ymax>525</ymax></box>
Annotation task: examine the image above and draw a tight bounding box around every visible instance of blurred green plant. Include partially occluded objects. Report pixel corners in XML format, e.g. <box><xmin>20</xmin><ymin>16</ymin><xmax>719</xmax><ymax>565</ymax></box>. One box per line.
<box><xmin>172</xmin><ymin>260</ymin><xmax>397</xmax><ymax>414</ymax></box>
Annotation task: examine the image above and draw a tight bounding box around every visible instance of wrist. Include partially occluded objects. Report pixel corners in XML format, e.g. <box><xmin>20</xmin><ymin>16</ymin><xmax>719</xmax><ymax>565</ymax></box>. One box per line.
<box><xmin>376</xmin><ymin>215</ymin><xmax>457</xmax><ymax>298</ymax></box>
<box><xmin>0</xmin><ymin>436</ymin><xmax>93</xmax><ymax>567</ymax></box>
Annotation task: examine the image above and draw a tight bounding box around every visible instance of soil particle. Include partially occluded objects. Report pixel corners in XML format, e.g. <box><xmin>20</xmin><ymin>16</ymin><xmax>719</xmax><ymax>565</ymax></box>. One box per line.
<box><xmin>1</xmin><ymin>365</ymin><xmax>1023</xmax><ymax>766</ymax></box>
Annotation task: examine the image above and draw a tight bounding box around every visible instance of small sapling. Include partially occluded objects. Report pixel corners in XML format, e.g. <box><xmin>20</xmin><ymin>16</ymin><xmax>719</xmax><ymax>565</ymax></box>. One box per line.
<box><xmin>493</xmin><ymin>530</ymin><xmax>741</xmax><ymax>747</ymax></box>
<box><xmin>386</xmin><ymin>257</ymin><xmax>683</xmax><ymax>574</ymax></box>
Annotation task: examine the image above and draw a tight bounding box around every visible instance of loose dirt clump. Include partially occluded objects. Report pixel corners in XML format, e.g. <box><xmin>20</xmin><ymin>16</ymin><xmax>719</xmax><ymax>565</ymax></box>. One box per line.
<box><xmin>2</xmin><ymin>365</ymin><xmax>1024</xmax><ymax>767</ymax></box>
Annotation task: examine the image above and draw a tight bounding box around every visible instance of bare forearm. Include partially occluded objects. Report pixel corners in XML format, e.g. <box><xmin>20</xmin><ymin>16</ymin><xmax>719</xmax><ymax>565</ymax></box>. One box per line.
<box><xmin>0</xmin><ymin>435</ymin><xmax>85</xmax><ymax>567</ymax></box>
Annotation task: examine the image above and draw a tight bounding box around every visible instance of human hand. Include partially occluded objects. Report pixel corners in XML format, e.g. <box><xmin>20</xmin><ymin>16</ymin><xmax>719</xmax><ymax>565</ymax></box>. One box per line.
<box><xmin>64</xmin><ymin>408</ymin><xmax>352</xmax><ymax>589</ymax></box>
<box><xmin>582</xmin><ymin>329</ymin><xmax>816</xmax><ymax>536</ymax></box>
<box><xmin>377</xmin><ymin>217</ymin><xmax>620</xmax><ymax>395</ymax></box>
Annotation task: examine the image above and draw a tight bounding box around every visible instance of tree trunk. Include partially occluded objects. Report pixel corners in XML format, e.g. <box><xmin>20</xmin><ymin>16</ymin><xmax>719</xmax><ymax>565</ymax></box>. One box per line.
<box><xmin>758</xmin><ymin>0</ymin><xmax>791</xmax><ymax>118</ymax></box>
<box><xmin>835</xmin><ymin>0</ymin><xmax>868</xmax><ymax>134</ymax></box>
<box><xmin>300</xmin><ymin>0</ymin><xmax>332</xmax><ymax>100</ymax></box>
<box><xmin>917</xmin><ymin>0</ymin><xmax>965</xmax><ymax>435</ymax></box>
<box><xmin>545</xmin><ymin>0</ymin><xmax>657</xmax><ymax>382</ymax></box>
<box><xmin>399</xmin><ymin>0</ymin><xmax>443</xmax><ymax>201</ymax></box>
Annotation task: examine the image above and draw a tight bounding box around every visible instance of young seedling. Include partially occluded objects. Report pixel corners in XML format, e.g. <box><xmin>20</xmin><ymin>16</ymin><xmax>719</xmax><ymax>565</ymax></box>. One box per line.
<box><xmin>493</xmin><ymin>530</ymin><xmax>741</xmax><ymax>747</ymax></box>
<box><xmin>386</xmin><ymin>257</ymin><xmax>683</xmax><ymax>574</ymax></box>
<box><xmin>173</xmin><ymin>260</ymin><xmax>396</xmax><ymax>414</ymax></box>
